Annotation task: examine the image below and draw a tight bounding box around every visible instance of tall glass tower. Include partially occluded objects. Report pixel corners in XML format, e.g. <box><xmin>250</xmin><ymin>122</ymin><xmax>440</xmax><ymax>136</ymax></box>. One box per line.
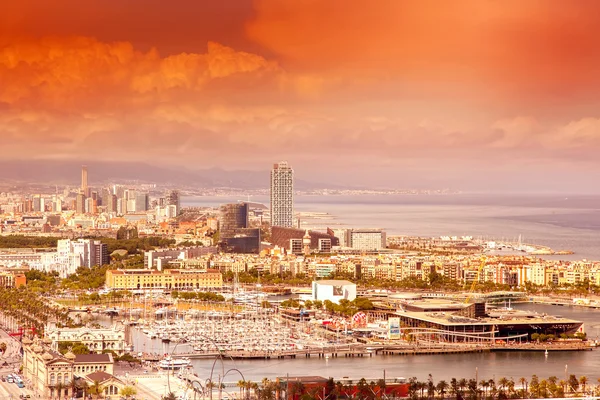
<box><xmin>270</xmin><ymin>161</ymin><xmax>294</xmax><ymax>227</ymax></box>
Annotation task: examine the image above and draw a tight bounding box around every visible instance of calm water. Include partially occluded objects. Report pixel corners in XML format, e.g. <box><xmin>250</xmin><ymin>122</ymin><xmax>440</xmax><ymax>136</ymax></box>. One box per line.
<box><xmin>183</xmin><ymin>194</ymin><xmax>600</xmax><ymax>261</ymax></box>
<box><xmin>130</xmin><ymin>304</ymin><xmax>600</xmax><ymax>383</ymax></box>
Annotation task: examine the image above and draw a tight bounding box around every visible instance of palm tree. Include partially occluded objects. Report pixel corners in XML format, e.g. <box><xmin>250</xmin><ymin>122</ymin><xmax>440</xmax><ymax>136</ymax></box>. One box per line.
<box><xmin>436</xmin><ymin>380</ymin><xmax>449</xmax><ymax>400</ymax></box>
<box><xmin>518</xmin><ymin>377</ymin><xmax>527</xmax><ymax>398</ymax></box>
<box><xmin>479</xmin><ymin>380</ymin><xmax>489</xmax><ymax>399</ymax></box>
<box><xmin>238</xmin><ymin>379</ymin><xmax>246</xmax><ymax>399</ymax></box>
<box><xmin>164</xmin><ymin>393</ymin><xmax>177</xmax><ymax>400</ymax></box>
<box><xmin>497</xmin><ymin>377</ymin><xmax>508</xmax><ymax>397</ymax></box>
<box><xmin>580</xmin><ymin>376</ymin><xmax>589</xmax><ymax>394</ymax></box>
<box><xmin>458</xmin><ymin>379</ymin><xmax>468</xmax><ymax>398</ymax></box>
<box><xmin>449</xmin><ymin>379</ymin><xmax>458</xmax><ymax>399</ymax></box>
<box><xmin>88</xmin><ymin>380</ymin><xmax>103</xmax><ymax>400</ymax></box>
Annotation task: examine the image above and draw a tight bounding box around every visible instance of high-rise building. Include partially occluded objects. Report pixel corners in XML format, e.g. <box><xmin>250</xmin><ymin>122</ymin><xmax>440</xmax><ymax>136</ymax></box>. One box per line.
<box><xmin>81</xmin><ymin>165</ymin><xmax>89</xmax><ymax>197</ymax></box>
<box><xmin>270</xmin><ymin>161</ymin><xmax>294</xmax><ymax>227</ymax></box>
<box><xmin>76</xmin><ymin>193</ymin><xmax>86</xmax><ymax>214</ymax></box>
<box><xmin>166</xmin><ymin>190</ymin><xmax>180</xmax><ymax>215</ymax></box>
<box><xmin>220</xmin><ymin>203</ymin><xmax>248</xmax><ymax>237</ymax></box>
<box><xmin>134</xmin><ymin>193</ymin><xmax>149</xmax><ymax>212</ymax></box>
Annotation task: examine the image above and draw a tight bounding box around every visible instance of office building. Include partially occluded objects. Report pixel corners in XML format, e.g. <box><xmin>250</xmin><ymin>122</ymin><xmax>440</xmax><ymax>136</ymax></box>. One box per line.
<box><xmin>81</xmin><ymin>165</ymin><xmax>89</xmax><ymax>197</ymax></box>
<box><xmin>134</xmin><ymin>192</ymin><xmax>149</xmax><ymax>212</ymax></box>
<box><xmin>220</xmin><ymin>203</ymin><xmax>248</xmax><ymax>237</ymax></box>
<box><xmin>318</xmin><ymin>238</ymin><xmax>332</xmax><ymax>253</ymax></box>
<box><xmin>270</xmin><ymin>161</ymin><xmax>294</xmax><ymax>227</ymax></box>
<box><xmin>349</xmin><ymin>229</ymin><xmax>387</xmax><ymax>251</ymax></box>
<box><xmin>75</xmin><ymin>193</ymin><xmax>86</xmax><ymax>214</ymax></box>
<box><xmin>166</xmin><ymin>190</ymin><xmax>181</xmax><ymax>215</ymax></box>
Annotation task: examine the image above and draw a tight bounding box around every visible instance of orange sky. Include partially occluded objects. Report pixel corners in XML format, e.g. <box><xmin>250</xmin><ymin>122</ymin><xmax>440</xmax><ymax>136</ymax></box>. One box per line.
<box><xmin>2</xmin><ymin>0</ymin><xmax>600</xmax><ymax>191</ymax></box>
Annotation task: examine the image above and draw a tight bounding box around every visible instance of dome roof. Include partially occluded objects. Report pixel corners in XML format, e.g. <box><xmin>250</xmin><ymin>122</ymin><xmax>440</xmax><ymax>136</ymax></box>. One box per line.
<box><xmin>42</xmin><ymin>337</ymin><xmax>52</xmax><ymax>344</ymax></box>
<box><xmin>22</xmin><ymin>337</ymin><xmax>33</xmax><ymax>345</ymax></box>
<box><xmin>64</xmin><ymin>351</ymin><xmax>76</xmax><ymax>360</ymax></box>
<box><xmin>42</xmin><ymin>352</ymin><xmax>54</xmax><ymax>361</ymax></box>
<box><xmin>32</xmin><ymin>345</ymin><xmax>43</xmax><ymax>353</ymax></box>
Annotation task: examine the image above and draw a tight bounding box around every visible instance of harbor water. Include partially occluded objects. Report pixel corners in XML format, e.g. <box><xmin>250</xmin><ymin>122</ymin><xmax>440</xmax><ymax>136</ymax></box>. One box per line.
<box><xmin>127</xmin><ymin>303</ymin><xmax>600</xmax><ymax>383</ymax></box>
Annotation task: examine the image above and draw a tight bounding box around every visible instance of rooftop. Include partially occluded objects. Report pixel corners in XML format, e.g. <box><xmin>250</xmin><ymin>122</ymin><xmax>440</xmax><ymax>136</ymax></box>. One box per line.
<box><xmin>395</xmin><ymin>310</ymin><xmax>581</xmax><ymax>327</ymax></box>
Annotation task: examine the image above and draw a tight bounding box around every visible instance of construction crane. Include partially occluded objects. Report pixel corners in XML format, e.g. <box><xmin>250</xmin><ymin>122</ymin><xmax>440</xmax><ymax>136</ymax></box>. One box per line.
<box><xmin>464</xmin><ymin>256</ymin><xmax>487</xmax><ymax>304</ymax></box>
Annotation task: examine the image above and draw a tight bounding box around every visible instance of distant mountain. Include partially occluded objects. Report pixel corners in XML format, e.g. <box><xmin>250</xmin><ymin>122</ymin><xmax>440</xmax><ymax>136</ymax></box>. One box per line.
<box><xmin>0</xmin><ymin>160</ymin><xmax>345</xmax><ymax>190</ymax></box>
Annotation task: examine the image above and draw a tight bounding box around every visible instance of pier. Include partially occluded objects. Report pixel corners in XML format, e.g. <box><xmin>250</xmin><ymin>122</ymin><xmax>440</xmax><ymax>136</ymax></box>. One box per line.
<box><xmin>172</xmin><ymin>345</ymin><xmax>372</xmax><ymax>360</ymax></box>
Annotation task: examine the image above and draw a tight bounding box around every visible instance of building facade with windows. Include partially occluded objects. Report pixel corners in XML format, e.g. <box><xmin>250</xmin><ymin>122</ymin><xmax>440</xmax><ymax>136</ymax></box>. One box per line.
<box><xmin>106</xmin><ymin>268</ymin><xmax>223</xmax><ymax>290</ymax></box>
<box><xmin>22</xmin><ymin>336</ymin><xmax>114</xmax><ymax>399</ymax></box>
<box><xmin>46</xmin><ymin>326</ymin><xmax>127</xmax><ymax>355</ymax></box>
<box><xmin>270</xmin><ymin>161</ymin><xmax>294</xmax><ymax>227</ymax></box>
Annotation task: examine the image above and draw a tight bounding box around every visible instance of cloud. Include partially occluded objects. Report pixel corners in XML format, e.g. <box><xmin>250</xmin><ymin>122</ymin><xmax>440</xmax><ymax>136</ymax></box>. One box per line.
<box><xmin>247</xmin><ymin>0</ymin><xmax>600</xmax><ymax>103</ymax></box>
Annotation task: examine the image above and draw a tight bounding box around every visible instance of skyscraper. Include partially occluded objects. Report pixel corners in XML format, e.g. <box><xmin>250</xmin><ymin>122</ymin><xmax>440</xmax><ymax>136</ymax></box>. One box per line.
<box><xmin>166</xmin><ymin>190</ymin><xmax>180</xmax><ymax>215</ymax></box>
<box><xmin>81</xmin><ymin>165</ymin><xmax>89</xmax><ymax>197</ymax></box>
<box><xmin>270</xmin><ymin>161</ymin><xmax>294</xmax><ymax>227</ymax></box>
<box><xmin>220</xmin><ymin>203</ymin><xmax>249</xmax><ymax>237</ymax></box>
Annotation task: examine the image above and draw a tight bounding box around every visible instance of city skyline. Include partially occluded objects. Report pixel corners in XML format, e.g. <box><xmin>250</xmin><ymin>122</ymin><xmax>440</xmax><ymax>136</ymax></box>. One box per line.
<box><xmin>2</xmin><ymin>1</ymin><xmax>600</xmax><ymax>192</ymax></box>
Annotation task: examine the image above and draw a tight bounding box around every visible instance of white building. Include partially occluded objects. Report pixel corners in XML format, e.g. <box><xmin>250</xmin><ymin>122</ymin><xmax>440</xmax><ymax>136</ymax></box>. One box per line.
<box><xmin>270</xmin><ymin>161</ymin><xmax>294</xmax><ymax>227</ymax></box>
<box><xmin>349</xmin><ymin>229</ymin><xmax>386</xmax><ymax>250</ymax></box>
<box><xmin>40</xmin><ymin>239</ymin><xmax>109</xmax><ymax>278</ymax></box>
<box><xmin>46</xmin><ymin>325</ymin><xmax>128</xmax><ymax>355</ymax></box>
<box><xmin>311</xmin><ymin>279</ymin><xmax>357</xmax><ymax>304</ymax></box>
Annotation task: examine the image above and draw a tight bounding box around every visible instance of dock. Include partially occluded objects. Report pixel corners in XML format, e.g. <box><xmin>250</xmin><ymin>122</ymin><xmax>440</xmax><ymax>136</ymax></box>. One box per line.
<box><xmin>172</xmin><ymin>345</ymin><xmax>372</xmax><ymax>360</ymax></box>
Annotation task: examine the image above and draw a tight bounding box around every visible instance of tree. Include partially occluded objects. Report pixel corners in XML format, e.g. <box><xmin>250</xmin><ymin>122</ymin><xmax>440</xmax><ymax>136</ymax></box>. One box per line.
<box><xmin>88</xmin><ymin>380</ymin><xmax>104</xmax><ymax>400</ymax></box>
<box><xmin>238</xmin><ymin>380</ymin><xmax>247</xmax><ymax>399</ymax></box>
<box><xmin>163</xmin><ymin>393</ymin><xmax>178</xmax><ymax>400</ymax></box>
<box><xmin>120</xmin><ymin>386</ymin><xmax>137</xmax><ymax>398</ymax></box>
<box><xmin>579</xmin><ymin>376</ymin><xmax>588</xmax><ymax>394</ymax></box>
<box><xmin>56</xmin><ymin>382</ymin><xmax>64</xmax><ymax>400</ymax></box>
<box><xmin>0</xmin><ymin>341</ymin><xmax>6</xmax><ymax>354</ymax></box>
<box><xmin>568</xmin><ymin>374</ymin><xmax>579</xmax><ymax>393</ymax></box>
<box><xmin>436</xmin><ymin>381</ymin><xmax>449</xmax><ymax>400</ymax></box>
<box><xmin>518</xmin><ymin>377</ymin><xmax>528</xmax><ymax>399</ymax></box>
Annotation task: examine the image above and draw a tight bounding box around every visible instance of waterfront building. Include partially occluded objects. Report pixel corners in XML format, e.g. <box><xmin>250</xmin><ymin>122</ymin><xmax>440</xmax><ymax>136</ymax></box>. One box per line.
<box><xmin>105</xmin><ymin>268</ymin><xmax>223</xmax><ymax>290</ymax></box>
<box><xmin>270</xmin><ymin>161</ymin><xmax>294</xmax><ymax>227</ymax></box>
<box><xmin>392</xmin><ymin>298</ymin><xmax>583</xmax><ymax>342</ymax></box>
<box><xmin>349</xmin><ymin>229</ymin><xmax>387</xmax><ymax>250</ymax></box>
<box><xmin>311</xmin><ymin>279</ymin><xmax>357</xmax><ymax>304</ymax></box>
<box><xmin>45</xmin><ymin>326</ymin><xmax>127</xmax><ymax>355</ymax></box>
<box><xmin>22</xmin><ymin>336</ymin><xmax>115</xmax><ymax>399</ymax></box>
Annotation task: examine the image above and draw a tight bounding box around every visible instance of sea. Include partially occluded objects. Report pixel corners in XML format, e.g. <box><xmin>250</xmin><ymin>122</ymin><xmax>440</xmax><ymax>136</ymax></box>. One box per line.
<box><xmin>183</xmin><ymin>193</ymin><xmax>600</xmax><ymax>261</ymax></box>
<box><xmin>174</xmin><ymin>193</ymin><xmax>600</xmax><ymax>382</ymax></box>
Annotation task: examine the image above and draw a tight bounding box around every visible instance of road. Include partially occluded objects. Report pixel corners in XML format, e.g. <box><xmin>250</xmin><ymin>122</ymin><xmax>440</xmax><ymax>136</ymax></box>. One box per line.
<box><xmin>0</xmin><ymin>328</ymin><xmax>33</xmax><ymax>400</ymax></box>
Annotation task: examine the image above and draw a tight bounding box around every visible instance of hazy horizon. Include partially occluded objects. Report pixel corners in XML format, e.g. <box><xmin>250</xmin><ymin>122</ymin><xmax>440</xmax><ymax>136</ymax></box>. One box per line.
<box><xmin>2</xmin><ymin>1</ymin><xmax>600</xmax><ymax>193</ymax></box>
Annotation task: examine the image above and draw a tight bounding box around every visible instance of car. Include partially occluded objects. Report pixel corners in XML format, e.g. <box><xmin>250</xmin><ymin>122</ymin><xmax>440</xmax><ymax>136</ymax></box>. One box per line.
<box><xmin>26</xmin><ymin>395</ymin><xmax>31</xmax><ymax>398</ymax></box>
<box><xmin>7</xmin><ymin>378</ymin><xmax>14</xmax><ymax>383</ymax></box>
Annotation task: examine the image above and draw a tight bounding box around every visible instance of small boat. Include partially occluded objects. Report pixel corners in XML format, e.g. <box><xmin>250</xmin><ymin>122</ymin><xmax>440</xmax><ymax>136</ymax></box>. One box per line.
<box><xmin>544</xmin><ymin>349</ymin><xmax>548</xmax><ymax>357</ymax></box>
